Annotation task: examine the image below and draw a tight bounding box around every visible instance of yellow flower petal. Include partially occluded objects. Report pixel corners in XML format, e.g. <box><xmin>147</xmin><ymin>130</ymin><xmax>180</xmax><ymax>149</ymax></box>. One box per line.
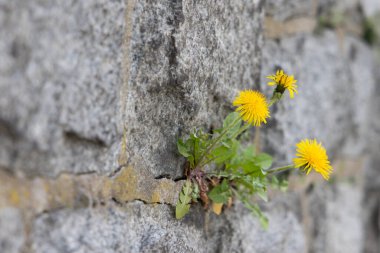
<box><xmin>293</xmin><ymin>139</ymin><xmax>333</xmax><ymax>180</ymax></box>
<box><xmin>233</xmin><ymin>90</ymin><xmax>270</xmax><ymax>126</ymax></box>
<box><xmin>266</xmin><ymin>69</ymin><xmax>298</xmax><ymax>99</ymax></box>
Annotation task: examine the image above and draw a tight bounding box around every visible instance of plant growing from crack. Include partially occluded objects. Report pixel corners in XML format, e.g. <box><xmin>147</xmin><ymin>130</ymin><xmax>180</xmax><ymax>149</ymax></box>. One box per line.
<box><xmin>175</xmin><ymin>69</ymin><xmax>333</xmax><ymax>228</ymax></box>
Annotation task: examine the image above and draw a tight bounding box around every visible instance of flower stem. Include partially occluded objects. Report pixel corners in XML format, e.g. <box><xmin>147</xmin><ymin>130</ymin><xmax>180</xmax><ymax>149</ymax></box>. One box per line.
<box><xmin>198</xmin><ymin>122</ymin><xmax>251</xmax><ymax>168</ymax></box>
<box><xmin>206</xmin><ymin>171</ymin><xmax>230</xmax><ymax>178</ymax></box>
<box><xmin>266</xmin><ymin>164</ymin><xmax>294</xmax><ymax>174</ymax></box>
<box><xmin>233</xmin><ymin>122</ymin><xmax>250</xmax><ymax>138</ymax></box>
<box><xmin>268</xmin><ymin>92</ymin><xmax>283</xmax><ymax>107</ymax></box>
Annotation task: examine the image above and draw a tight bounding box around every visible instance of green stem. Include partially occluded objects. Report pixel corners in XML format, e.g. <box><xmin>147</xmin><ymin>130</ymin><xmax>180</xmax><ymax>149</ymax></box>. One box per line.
<box><xmin>198</xmin><ymin>157</ymin><xmax>217</xmax><ymax>168</ymax></box>
<box><xmin>197</xmin><ymin>117</ymin><xmax>242</xmax><ymax>167</ymax></box>
<box><xmin>199</xmin><ymin>122</ymin><xmax>251</xmax><ymax>168</ymax></box>
<box><xmin>266</xmin><ymin>164</ymin><xmax>294</xmax><ymax>174</ymax></box>
<box><xmin>268</xmin><ymin>92</ymin><xmax>283</xmax><ymax>107</ymax></box>
<box><xmin>232</xmin><ymin>123</ymin><xmax>250</xmax><ymax>139</ymax></box>
<box><xmin>206</xmin><ymin>171</ymin><xmax>235</xmax><ymax>179</ymax></box>
<box><xmin>268</xmin><ymin>99</ymin><xmax>276</xmax><ymax>107</ymax></box>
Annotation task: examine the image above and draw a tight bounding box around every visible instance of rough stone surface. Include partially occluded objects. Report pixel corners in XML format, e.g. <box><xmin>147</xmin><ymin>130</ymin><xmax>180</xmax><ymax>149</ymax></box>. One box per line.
<box><xmin>0</xmin><ymin>208</ymin><xmax>24</xmax><ymax>253</ymax></box>
<box><xmin>226</xmin><ymin>201</ymin><xmax>306</xmax><ymax>253</ymax></box>
<box><xmin>325</xmin><ymin>183</ymin><xmax>363</xmax><ymax>253</ymax></box>
<box><xmin>124</xmin><ymin>0</ymin><xmax>264</xmax><ymax>178</ymax></box>
<box><xmin>0</xmin><ymin>0</ymin><xmax>125</xmax><ymax>177</ymax></box>
<box><xmin>265</xmin><ymin>0</ymin><xmax>316</xmax><ymax>21</ymax></box>
<box><xmin>31</xmin><ymin>200</ymin><xmax>307</xmax><ymax>253</ymax></box>
<box><xmin>362</xmin><ymin>0</ymin><xmax>380</xmax><ymax>17</ymax></box>
<box><xmin>31</xmin><ymin>203</ymin><xmax>205</xmax><ymax>253</ymax></box>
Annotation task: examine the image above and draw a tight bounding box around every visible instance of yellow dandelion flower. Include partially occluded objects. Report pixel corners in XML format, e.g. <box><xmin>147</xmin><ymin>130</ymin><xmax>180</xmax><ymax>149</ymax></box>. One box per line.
<box><xmin>293</xmin><ymin>139</ymin><xmax>333</xmax><ymax>180</ymax></box>
<box><xmin>266</xmin><ymin>70</ymin><xmax>298</xmax><ymax>98</ymax></box>
<box><xmin>233</xmin><ymin>90</ymin><xmax>270</xmax><ymax>126</ymax></box>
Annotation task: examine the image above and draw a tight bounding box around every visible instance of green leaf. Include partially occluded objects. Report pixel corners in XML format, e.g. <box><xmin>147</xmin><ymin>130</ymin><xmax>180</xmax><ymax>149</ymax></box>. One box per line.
<box><xmin>210</xmin><ymin>139</ymin><xmax>239</xmax><ymax>164</ymax></box>
<box><xmin>222</xmin><ymin>112</ymin><xmax>242</xmax><ymax>138</ymax></box>
<box><xmin>279</xmin><ymin>180</ymin><xmax>288</xmax><ymax>192</ymax></box>
<box><xmin>270</xmin><ymin>176</ymin><xmax>288</xmax><ymax>192</ymax></box>
<box><xmin>177</xmin><ymin>129</ymin><xmax>212</xmax><ymax>169</ymax></box>
<box><xmin>208</xmin><ymin>179</ymin><xmax>231</xmax><ymax>204</ymax></box>
<box><xmin>236</xmin><ymin>177</ymin><xmax>255</xmax><ymax>191</ymax></box>
<box><xmin>177</xmin><ymin>139</ymin><xmax>191</xmax><ymax>157</ymax></box>
<box><xmin>256</xmin><ymin>189</ymin><xmax>268</xmax><ymax>202</ymax></box>
<box><xmin>191</xmin><ymin>183</ymin><xmax>200</xmax><ymax>201</ymax></box>
<box><xmin>241</xmin><ymin>160</ymin><xmax>261</xmax><ymax>174</ymax></box>
<box><xmin>189</xmin><ymin>129</ymin><xmax>210</xmax><ymax>167</ymax></box>
<box><xmin>236</xmin><ymin>191</ymin><xmax>269</xmax><ymax>229</ymax></box>
<box><xmin>259</xmin><ymin>212</ymin><xmax>269</xmax><ymax>230</ymax></box>
<box><xmin>243</xmin><ymin>145</ymin><xmax>256</xmax><ymax>160</ymax></box>
<box><xmin>254</xmin><ymin>153</ymin><xmax>273</xmax><ymax>171</ymax></box>
<box><xmin>241</xmin><ymin>198</ymin><xmax>269</xmax><ymax>230</ymax></box>
<box><xmin>193</xmin><ymin>133</ymin><xmax>201</xmax><ymax>164</ymax></box>
<box><xmin>176</xmin><ymin>180</ymin><xmax>193</xmax><ymax>219</ymax></box>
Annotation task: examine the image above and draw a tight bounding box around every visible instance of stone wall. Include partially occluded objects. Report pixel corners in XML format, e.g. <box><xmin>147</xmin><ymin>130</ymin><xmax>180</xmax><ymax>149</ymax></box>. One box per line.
<box><xmin>0</xmin><ymin>0</ymin><xmax>379</xmax><ymax>252</ymax></box>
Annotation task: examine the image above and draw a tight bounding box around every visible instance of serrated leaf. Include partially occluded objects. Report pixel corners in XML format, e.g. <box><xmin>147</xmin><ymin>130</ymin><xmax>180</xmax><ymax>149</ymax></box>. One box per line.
<box><xmin>188</xmin><ymin>129</ymin><xmax>211</xmax><ymax>167</ymax></box>
<box><xmin>188</xmin><ymin>155</ymin><xmax>195</xmax><ymax>168</ymax></box>
<box><xmin>241</xmin><ymin>160</ymin><xmax>261</xmax><ymax>174</ymax></box>
<box><xmin>241</xmin><ymin>199</ymin><xmax>269</xmax><ymax>230</ymax></box>
<box><xmin>177</xmin><ymin>139</ymin><xmax>191</xmax><ymax>157</ymax></box>
<box><xmin>178</xmin><ymin>129</ymin><xmax>212</xmax><ymax>168</ymax></box>
<box><xmin>208</xmin><ymin>179</ymin><xmax>231</xmax><ymax>204</ymax></box>
<box><xmin>270</xmin><ymin>176</ymin><xmax>288</xmax><ymax>192</ymax></box>
<box><xmin>259</xmin><ymin>214</ymin><xmax>269</xmax><ymax>230</ymax></box>
<box><xmin>175</xmin><ymin>180</ymin><xmax>193</xmax><ymax>219</ymax></box>
<box><xmin>191</xmin><ymin>183</ymin><xmax>200</xmax><ymax>200</ymax></box>
<box><xmin>210</xmin><ymin>140</ymin><xmax>239</xmax><ymax>164</ymax></box>
<box><xmin>222</xmin><ymin>112</ymin><xmax>242</xmax><ymax>138</ymax></box>
<box><xmin>280</xmin><ymin>180</ymin><xmax>288</xmax><ymax>192</ymax></box>
<box><xmin>254</xmin><ymin>153</ymin><xmax>273</xmax><ymax>171</ymax></box>
<box><xmin>243</xmin><ymin>145</ymin><xmax>256</xmax><ymax>160</ymax></box>
<box><xmin>192</xmin><ymin>133</ymin><xmax>201</xmax><ymax>164</ymax></box>
<box><xmin>256</xmin><ymin>190</ymin><xmax>268</xmax><ymax>202</ymax></box>
<box><xmin>236</xmin><ymin>177</ymin><xmax>255</xmax><ymax>191</ymax></box>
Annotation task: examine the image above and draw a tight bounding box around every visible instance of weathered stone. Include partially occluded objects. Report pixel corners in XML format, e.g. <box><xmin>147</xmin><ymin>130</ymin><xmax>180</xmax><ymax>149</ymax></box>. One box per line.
<box><xmin>0</xmin><ymin>166</ymin><xmax>183</xmax><ymax>215</ymax></box>
<box><xmin>361</xmin><ymin>0</ymin><xmax>380</xmax><ymax>17</ymax></box>
<box><xmin>325</xmin><ymin>183</ymin><xmax>363</xmax><ymax>253</ymax></box>
<box><xmin>0</xmin><ymin>208</ymin><xmax>25</xmax><ymax>253</ymax></box>
<box><xmin>225</xmin><ymin>200</ymin><xmax>306</xmax><ymax>253</ymax></box>
<box><xmin>124</xmin><ymin>0</ymin><xmax>264</xmax><ymax>179</ymax></box>
<box><xmin>264</xmin><ymin>17</ymin><xmax>317</xmax><ymax>39</ymax></box>
<box><xmin>0</xmin><ymin>0</ymin><xmax>126</xmax><ymax>177</ymax></box>
<box><xmin>30</xmin><ymin>199</ymin><xmax>307</xmax><ymax>253</ymax></box>
<box><xmin>300</xmin><ymin>181</ymin><xmax>364</xmax><ymax>253</ymax></box>
<box><xmin>265</xmin><ymin>0</ymin><xmax>316</xmax><ymax>21</ymax></box>
<box><xmin>31</xmin><ymin>203</ymin><xmax>207</xmax><ymax>253</ymax></box>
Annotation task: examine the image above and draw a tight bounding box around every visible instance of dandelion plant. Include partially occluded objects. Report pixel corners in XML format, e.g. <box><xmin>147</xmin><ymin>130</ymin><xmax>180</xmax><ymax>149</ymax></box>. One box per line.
<box><xmin>175</xmin><ymin>69</ymin><xmax>333</xmax><ymax>227</ymax></box>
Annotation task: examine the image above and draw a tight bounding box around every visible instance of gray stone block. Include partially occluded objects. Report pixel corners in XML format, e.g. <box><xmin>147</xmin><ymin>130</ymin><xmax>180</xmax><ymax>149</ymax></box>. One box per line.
<box><xmin>31</xmin><ymin>200</ymin><xmax>306</xmax><ymax>253</ymax></box>
<box><xmin>0</xmin><ymin>208</ymin><xmax>25</xmax><ymax>253</ymax></box>
<box><xmin>0</xmin><ymin>0</ymin><xmax>126</xmax><ymax>177</ymax></box>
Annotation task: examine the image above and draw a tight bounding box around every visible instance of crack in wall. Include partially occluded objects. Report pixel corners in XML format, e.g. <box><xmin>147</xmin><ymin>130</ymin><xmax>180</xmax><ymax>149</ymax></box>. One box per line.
<box><xmin>0</xmin><ymin>165</ymin><xmax>184</xmax><ymax>217</ymax></box>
